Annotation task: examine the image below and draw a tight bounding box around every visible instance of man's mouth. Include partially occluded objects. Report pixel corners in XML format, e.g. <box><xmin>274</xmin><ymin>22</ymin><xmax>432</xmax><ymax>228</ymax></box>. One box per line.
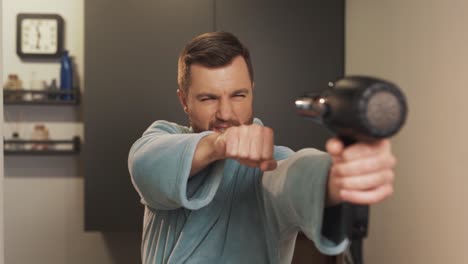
<box><xmin>212</xmin><ymin>125</ymin><xmax>229</xmax><ymax>133</ymax></box>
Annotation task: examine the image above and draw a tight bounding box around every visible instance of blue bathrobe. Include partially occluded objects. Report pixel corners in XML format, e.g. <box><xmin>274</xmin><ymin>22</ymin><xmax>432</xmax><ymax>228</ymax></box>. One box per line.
<box><xmin>128</xmin><ymin>119</ymin><xmax>348</xmax><ymax>264</ymax></box>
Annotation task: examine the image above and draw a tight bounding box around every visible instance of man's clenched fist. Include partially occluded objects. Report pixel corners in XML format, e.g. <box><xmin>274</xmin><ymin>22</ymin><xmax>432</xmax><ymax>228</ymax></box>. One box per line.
<box><xmin>214</xmin><ymin>124</ymin><xmax>277</xmax><ymax>171</ymax></box>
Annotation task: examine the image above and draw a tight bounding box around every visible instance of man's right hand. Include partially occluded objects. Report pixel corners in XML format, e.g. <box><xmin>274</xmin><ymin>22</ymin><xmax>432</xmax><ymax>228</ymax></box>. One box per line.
<box><xmin>190</xmin><ymin>124</ymin><xmax>277</xmax><ymax>177</ymax></box>
<box><xmin>213</xmin><ymin>124</ymin><xmax>277</xmax><ymax>171</ymax></box>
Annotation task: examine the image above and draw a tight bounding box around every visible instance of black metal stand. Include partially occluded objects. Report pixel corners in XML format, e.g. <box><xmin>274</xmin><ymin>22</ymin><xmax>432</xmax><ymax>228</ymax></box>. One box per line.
<box><xmin>340</xmin><ymin>136</ymin><xmax>369</xmax><ymax>264</ymax></box>
<box><xmin>344</xmin><ymin>203</ymin><xmax>368</xmax><ymax>264</ymax></box>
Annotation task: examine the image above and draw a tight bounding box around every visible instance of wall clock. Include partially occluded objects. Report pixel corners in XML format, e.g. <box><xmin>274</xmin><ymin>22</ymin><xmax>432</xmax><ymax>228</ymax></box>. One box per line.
<box><xmin>16</xmin><ymin>13</ymin><xmax>64</xmax><ymax>59</ymax></box>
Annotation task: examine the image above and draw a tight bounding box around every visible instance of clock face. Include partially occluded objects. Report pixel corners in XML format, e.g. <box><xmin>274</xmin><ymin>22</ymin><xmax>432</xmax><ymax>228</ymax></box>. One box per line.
<box><xmin>21</xmin><ymin>19</ymin><xmax>58</xmax><ymax>54</ymax></box>
<box><xmin>16</xmin><ymin>14</ymin><xmax>64</xmax><ymax>59</ymax></box>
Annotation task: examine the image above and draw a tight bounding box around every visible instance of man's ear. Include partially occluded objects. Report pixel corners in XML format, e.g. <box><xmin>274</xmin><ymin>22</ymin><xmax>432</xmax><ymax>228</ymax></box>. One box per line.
<box><xmin>177</xmin><ymin>88</ymin><xmax>188</xmax><ymax>113</ymax></box>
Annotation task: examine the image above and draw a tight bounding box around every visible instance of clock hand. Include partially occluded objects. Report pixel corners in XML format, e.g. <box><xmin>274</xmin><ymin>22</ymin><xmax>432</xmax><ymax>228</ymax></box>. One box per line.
<box><xmin>36</xmin><ymin>25</ymin><xmax>41</xmax><ymax>49</ymax></box>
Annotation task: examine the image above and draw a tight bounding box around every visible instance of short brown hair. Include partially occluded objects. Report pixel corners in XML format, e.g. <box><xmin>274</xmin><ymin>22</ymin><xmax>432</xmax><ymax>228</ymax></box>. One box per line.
<box><xmin>177</xmin><ymin>31</ymin><xmax>254</xmax><ymax>93</ymax></box>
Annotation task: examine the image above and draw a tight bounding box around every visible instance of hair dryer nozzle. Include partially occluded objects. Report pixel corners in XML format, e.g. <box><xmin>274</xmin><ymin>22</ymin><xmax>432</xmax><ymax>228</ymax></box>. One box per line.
<box><xmin>295</xmin><ymin>95</ymin><xmax>328</xmax><ymax>122</ymax></box>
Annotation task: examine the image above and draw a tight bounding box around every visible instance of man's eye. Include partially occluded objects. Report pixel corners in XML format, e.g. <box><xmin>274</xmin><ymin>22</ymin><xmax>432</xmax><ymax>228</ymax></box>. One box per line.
<box><xmin>200</xmin><ymin>97</ymin><xmax>215</xmax><ymax>102</ymax></box>
<box><xmin>233</xmin><ymin>94</ymin><xmax>246</xmax><ymax>98</ymax></box>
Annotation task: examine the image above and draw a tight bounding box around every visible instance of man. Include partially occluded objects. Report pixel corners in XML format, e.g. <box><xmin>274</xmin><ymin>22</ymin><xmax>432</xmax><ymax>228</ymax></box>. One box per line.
<box><xmin>128</xmin><ymin>32</ymin><xmax>396</xmax><ymax>264</ymax></box>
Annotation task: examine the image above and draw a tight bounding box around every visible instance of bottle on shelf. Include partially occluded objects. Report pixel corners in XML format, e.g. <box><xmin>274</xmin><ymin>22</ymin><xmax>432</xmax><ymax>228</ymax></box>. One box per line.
<box><xmin>11</xmin><ymin>132</ymin><xmax>25</xmax><ymax>151</ymax></box>
<box><xmin>48</xmin><ymin>79</ymin><xmax>59</xmax><ymax>100</ymax></box>
<box><xmin>60</xmin><ymin>50</ymin><xmax>74</xmax><ymax>100</ymax></box>
<box><xmin>4</xmin><ymin>132</ymin><xmax>25</xmax><ymax>151</ymax></box>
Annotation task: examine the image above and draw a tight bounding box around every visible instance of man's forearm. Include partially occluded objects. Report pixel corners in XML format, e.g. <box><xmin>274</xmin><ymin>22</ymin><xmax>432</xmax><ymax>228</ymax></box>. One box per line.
<box><xmin>190</xmin><ymin>133</ymin><xmax>222</xmax><ymax>177</ymax></box>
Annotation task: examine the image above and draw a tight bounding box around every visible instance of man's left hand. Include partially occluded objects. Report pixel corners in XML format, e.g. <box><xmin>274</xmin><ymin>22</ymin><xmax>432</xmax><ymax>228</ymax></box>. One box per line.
<box><xmin>325</xmin><ymin>138</ymin><xmax>397</xmax><ymax>206</ymax></box>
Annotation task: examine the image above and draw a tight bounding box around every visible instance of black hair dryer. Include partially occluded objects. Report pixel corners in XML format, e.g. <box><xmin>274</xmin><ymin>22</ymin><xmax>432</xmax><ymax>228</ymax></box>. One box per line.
<box><xmin>295</xmin><ymin>76</ymin><xmax>408</xmax><ymax>264</ymax></box>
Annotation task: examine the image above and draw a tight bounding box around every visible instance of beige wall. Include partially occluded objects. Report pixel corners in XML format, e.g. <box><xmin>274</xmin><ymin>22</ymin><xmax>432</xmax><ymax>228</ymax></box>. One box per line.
<box><xmin>346</xmin><ymin>0</ymin><xmax>468</xmax><ymax>263</ymax></box>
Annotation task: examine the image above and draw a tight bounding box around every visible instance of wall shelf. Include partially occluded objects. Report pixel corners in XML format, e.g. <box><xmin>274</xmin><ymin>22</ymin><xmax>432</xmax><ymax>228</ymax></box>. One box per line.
<box><xmin>3</xmin><ymin>88</ymin><xmax>80</xmax><ymax>105</ymax></box>
<box><xmin>4</xmin><ymin>136</ymin><xmax>81</xmax><ymax>155</ymax></box>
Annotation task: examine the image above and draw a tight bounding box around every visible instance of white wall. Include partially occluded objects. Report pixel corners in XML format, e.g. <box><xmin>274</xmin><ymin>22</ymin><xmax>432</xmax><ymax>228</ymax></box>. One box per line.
<box><xmin>2</xmin><ymin>1</ymin><xmax>140</xmax><ymax>263</ymax></box>
<box><xmin>2</xmin><ymin>0</ymin><xmax>83</xmax><ymax>140</ymax></box>
<box><xmin>1</xmin><ymin>0</ymin><xmax>5</xmax><ymax>262</ymax></box>
<box><xmin>346</xmin><ymin>0</ymin><xmax>468</xmax><ymax>263</ymax></box>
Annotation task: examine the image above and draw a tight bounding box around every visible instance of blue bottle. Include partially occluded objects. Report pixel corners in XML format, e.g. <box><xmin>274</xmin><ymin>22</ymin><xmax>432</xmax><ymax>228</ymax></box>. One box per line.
<box><xmin>60</xmin><ymin>50</ymin><xmax>73</xmax><ymax>100</ymax></box>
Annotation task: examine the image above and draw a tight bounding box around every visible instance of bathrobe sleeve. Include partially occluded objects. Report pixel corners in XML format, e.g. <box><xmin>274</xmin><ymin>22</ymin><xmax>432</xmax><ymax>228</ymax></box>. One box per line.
<box><xmin>262</xmin><ymin>147</ymin><xmax>349</xmax><ymax>256</ymax></box>
<box><xmin>128</xmin><ymin>120</ymin><xmax>224</xmax><ymax>210</ymax></box>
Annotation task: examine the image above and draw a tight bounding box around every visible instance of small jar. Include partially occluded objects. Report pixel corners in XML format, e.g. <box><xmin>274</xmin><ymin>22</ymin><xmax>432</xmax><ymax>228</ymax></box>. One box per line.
<box><xmin>3</xmin><ymin>74</ymin><xmax>23</xmax><ymax>100</ymax></box>
<box><xmin>31</xmin><ymin>124</ymin><xmax>50</xmax><ymax>150</ymax></box>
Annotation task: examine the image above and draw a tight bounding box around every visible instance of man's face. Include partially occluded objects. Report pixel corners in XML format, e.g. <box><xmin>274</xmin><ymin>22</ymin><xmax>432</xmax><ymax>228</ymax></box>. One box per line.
<box><xmin>177</xmin><ymin>56</ymin><xmax>254</xmax><ymax>133</ymax></box>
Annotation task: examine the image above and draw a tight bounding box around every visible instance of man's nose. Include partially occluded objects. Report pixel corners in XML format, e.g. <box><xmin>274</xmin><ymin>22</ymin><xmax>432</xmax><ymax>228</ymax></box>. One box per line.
<box><xmin>216</xmin><ymin>99</ymin><xmax>234</xmax><ymax>121</ymax></box>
